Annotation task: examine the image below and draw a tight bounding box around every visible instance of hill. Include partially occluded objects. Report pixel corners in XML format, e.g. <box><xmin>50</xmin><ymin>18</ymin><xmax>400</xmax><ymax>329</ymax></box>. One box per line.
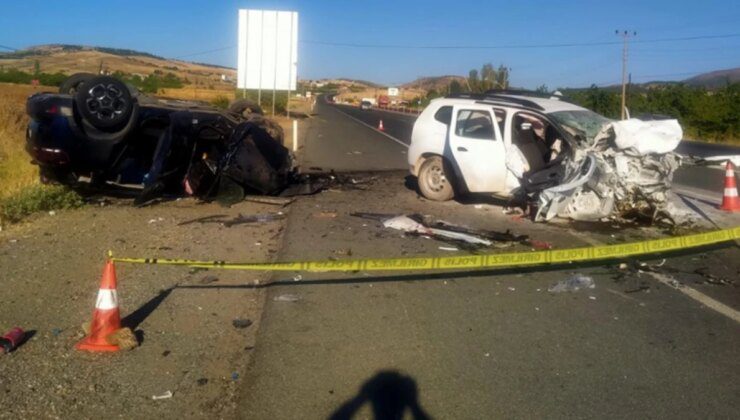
<box><xmin>401</xmin><ymin>75</ymin><xmax>467</xmax><ymax>92</ymax></box>
<box><xmin>0</xmin><ymin>44</ymin><xmax>236</xmax><ymax>88</ymax></box>
<box><xmin>683</xmin><ymin>67</ymin><xmax>740</xmax><ymax>89</ymax></box>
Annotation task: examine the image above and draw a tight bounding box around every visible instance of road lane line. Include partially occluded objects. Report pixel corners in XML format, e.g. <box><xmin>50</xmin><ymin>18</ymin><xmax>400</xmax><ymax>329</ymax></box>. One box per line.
<box><xmin>331</xmin><ymin>105</ymin><xmax>410</xmax><ymax>149</ymax></box>
<box><xmin>645</xmin><ymin>272</ymin><xmax>740</xmax><ymax>324</ymax></box>
<box><xmin>583</xmin><ymin>234</ymin><xmax>740</xmax><ymax>324</ymax></box>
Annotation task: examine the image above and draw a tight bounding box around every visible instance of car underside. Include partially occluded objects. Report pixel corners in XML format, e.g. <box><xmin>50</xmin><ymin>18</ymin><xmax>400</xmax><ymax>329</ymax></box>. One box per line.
<box><xmin>25</xmin><ymin>74</ymin><xmax>295</xmax><ymax>204</ymax></box>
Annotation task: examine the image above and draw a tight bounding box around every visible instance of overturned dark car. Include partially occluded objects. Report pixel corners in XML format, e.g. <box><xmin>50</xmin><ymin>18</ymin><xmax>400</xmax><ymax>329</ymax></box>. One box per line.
<box><xmin>25</xmin><ymin>73</ymin><xmax>294</xmax><ymax>204</ymax></box>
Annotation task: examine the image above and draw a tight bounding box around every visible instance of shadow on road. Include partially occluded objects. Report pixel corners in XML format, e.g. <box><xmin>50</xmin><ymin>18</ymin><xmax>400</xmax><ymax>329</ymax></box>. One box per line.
<box><xmin>328</xmin><ymin>370</ymin><xmax>431</xmax><ymax>420</ymax></box>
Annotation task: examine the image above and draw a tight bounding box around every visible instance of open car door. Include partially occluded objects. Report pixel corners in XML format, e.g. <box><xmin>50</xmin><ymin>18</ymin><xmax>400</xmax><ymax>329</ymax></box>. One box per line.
<box><xmin>448</xmin><ymin>104</ymin><xmax>507</xmax><ymax>193</ymax></box>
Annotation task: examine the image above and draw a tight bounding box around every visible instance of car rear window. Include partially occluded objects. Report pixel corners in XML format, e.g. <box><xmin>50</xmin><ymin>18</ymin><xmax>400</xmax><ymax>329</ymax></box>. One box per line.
<box><xmin>434</xmin><ymin>106</ymin><xmax>452</xmax><ymax>125</ymax></box>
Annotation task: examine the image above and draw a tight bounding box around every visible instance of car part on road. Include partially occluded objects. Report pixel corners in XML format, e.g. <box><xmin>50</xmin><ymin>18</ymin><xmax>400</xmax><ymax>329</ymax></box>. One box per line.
<box><xmin>548</xmin><ymin>274</ymin><xmax>595</xmax><ymax>293</ymax></box>
<box><xmin>1</xmin><ymin>327</ymin><xmax>26</xmax><ymax>354</ymax></box>
<box><xmin>417</xmin><ymin>156</ymin><xmax>455</xmax><ymax>201</ymax></box>
<box><xmin>351</xmin><ymin>212</ymin><xmax>529</xmax><ymax>250</ymax></box>
<box><xmin>232</xmin><ymin>319</ymin><xmax>253</xmax><ymax>329</ymax></box>
<box><xmin>177</xmin><ymin>212</ymin><xmax>285</xmax><ymax>227</ymax></box>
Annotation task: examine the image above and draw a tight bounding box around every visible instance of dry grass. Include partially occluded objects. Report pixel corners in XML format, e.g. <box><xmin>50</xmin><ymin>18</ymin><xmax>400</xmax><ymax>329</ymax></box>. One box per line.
<box><xmin>0</xmin><ymin>49</ymin><xmax>236</xmax><ymax>89</ymax></box>
<box><xmin>0</xmin><ymin>83</ymin><xmax>50</xmax><ymax>199</ymax></box>
<box><xmin>159</xmin><ymin>86</ymin><xmax>235</xmax><ymax>102</ymax></box>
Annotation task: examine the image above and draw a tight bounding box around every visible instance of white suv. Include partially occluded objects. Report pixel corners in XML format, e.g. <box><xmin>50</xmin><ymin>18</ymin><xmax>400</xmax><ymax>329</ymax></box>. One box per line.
<box><xmin>407</xmin><ymin>91</ymin><xmax>683</xmax><ymax>222</ymax></box>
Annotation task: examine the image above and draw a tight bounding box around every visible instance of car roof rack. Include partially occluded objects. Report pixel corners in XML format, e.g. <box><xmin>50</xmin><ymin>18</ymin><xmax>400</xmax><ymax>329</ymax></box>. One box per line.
<box><xmin>445</xmin><ymin>92</ymin><xmax>546</xmax><ymax>111</ymax></box>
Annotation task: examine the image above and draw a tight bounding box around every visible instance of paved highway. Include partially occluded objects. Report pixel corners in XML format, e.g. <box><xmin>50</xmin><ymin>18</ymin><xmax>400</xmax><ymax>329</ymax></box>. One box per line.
<box><xmin>239</xmin><ymin>96</ymin><xmax>740</xmax><ymax>419</ymax></box>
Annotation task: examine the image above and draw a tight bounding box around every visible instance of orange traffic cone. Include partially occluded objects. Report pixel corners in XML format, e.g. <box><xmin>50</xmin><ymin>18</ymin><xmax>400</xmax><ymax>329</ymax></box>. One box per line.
<box><xmin>75</xmin><ymin>260</ymin><xmax>122</xmax><ymax>352</ymax></box>
<box><xmin>378</xmin><ymin>120</ymin><xmax>385</xmax><ymax>131</ymax></box>
<box><xmin>720</xmin><ymin>161</ymin><xmax>740</xmax><ymax>212</ymax></box>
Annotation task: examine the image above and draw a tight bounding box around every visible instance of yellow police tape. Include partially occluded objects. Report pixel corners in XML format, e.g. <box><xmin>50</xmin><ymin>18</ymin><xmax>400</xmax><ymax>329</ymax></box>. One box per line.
<box><xmin>109</xmin><ymin>226</ymin><xmax>740</xmax><ymax>272</ymax></box>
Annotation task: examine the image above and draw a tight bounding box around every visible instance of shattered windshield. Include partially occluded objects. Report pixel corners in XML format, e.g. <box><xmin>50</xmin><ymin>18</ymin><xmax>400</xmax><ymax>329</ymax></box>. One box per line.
<box><xmin>548</xmin><ymin>110</ymin><xmax>612</xmax><ymax>141</ymax></box>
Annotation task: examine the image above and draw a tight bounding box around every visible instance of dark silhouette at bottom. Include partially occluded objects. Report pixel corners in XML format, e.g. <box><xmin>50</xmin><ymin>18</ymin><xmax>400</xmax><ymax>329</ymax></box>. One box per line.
<box><xmin>329</xmin><ymin>370</ymin><xmax>431</xmax><ymax>420</ymax></box>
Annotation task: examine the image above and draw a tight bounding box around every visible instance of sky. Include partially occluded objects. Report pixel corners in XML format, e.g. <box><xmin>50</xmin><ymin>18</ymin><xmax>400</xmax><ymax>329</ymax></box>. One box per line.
<box><xmin>1</xmin><ymin>0</ymin><xmax>738</xmax><ymax>88</ymax></box>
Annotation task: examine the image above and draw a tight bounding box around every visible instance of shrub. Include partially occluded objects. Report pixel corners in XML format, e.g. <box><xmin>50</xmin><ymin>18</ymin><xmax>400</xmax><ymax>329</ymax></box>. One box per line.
<box><xmin>0</xmin><ymin>185</ymin><xmax>83</xmax><ymax>224</ymax></box>
<box><xmin>211</xmin><ymin>95</ymin><xmax>230</xmax><ymax>109</ymax></box>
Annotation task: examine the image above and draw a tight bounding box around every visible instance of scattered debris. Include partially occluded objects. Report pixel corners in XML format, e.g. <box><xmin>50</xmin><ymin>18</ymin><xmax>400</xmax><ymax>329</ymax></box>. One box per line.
<box><xmin>197</xmin><ymin>378</ymin><xmax>209</xmax><ymax>386</ymax></box>
<box><xmin>439</xmin><ymin>246</ymin><xmax>459</xmax><ymax>252</ymax></box>
<box><xmin>243</xmin><ymin>196</ymin><xmax>294</xmax><ymax>207</ymax></box>
<box><xmin>200</xmin><ymin>275</ymin><xmax>219</xmax><ymax>285</ymax></box>
<box><xmin>528</xmin><ymin>240</ymin><xmax>552</xmax><ymax>250</ymax></box>
<box><xmin>273</xmin><ymin>294</ymin><xmax>301</xmax><ymax>302</ymax></box>
<box><xmin>507</xmin><ymin>287</ymin><xmax>516</xmax><ymax>292</ymax></box>
<box><xmin>152</xmin><ymin>391</ymin><xmax>173</xmax><ymax>400</ymax></box>
<box><xmin>1</xmin><ymin>327</ymin><xmax>25</xmax><ymax>354</ymax></box>
<box><xmin>292</xmin><ymin>274</ymin><xmax>303</xmax><ymax>282</ymax></box>
<box><xmin>231</xmin><ymin>319</ymin><xmax>253</xmax><ymax>329</ymax></box>
<box><xmin>548</xmin><ymin>274</ymin><xmax>595</xmax><ymax>293</ymax></box>
<box><xmin>351</xmin><ymin>213</ymin><xmax>529</xmax><ymax>250</ymax></box>
<box><xmin>313</xmin><ymin>211</ymin><xmax>338</xmax><ymax>219</ymax></box>
<box><xmin>231</xmin><ymin>372</ymin><xmax>239</xmax><ymax>381</ymax></box>
<box><xmin>148</xmin><ymin>217</ymin><xmax>165</xmax><ymax>224</ymax></box>
<box><xmin>178</xmin><ymin>212</ymin><xmax>285</xmax><ymax>227</ymax></box>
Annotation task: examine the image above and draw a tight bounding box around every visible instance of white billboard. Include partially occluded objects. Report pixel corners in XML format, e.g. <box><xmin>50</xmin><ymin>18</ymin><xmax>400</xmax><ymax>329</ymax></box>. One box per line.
<box><xmin>387</xmin><ymin>87</ymin><xmax>399</xmax><ymax>97</ymax></box>
<box><xmin>237</xmin><ymin>9</ymin><xmax>298</xmax><ymax>91</ymax></box>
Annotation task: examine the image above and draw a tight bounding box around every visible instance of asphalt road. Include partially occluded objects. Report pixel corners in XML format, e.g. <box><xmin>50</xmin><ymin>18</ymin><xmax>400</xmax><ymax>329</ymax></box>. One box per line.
<box><xmin>238</xmin><ymin>98</ymin><xmax>740</xmax><ymax>419</ymax></box>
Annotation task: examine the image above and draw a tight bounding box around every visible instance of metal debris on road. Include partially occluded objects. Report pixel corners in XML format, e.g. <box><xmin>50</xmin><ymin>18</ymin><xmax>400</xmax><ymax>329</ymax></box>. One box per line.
<box><xmin>243</xmin><ymin>196</ymin><xmax>295</xmax><ymax>206</ymax></box>
<box><xmin>152</xmin><ymin>391</ymin><xmax>173</xmax><ymax>400</ymax></box>
<box><xmin>232</xmin><ymin>319</ymin><xmax>253</xmax><ymax>329</ymax></box>
<box><xmin>350</xmin><ymin>212</ymin><xmax>529</xmax><ymax>250</ymax></box>
<box><xmin>200</xmin><ymin>275</ymin><xmax>219</xmax><ymax>284</ymax></box>
<box><xmin>273</xmin><ymin>294</ymin><xmax>301</xmax><ymax>302</ymax></box>
<box><xmin>548</xmin><ymin>274</ymin><xmax>595</xmax><ymax>293</ymax></box>
<box><xmin>178</xmin><ymin>212</ymin><xmax>285</xmax><ymax>227</ymax></box>
<box><xmin>1</xmin><ymin>327</ymin><xmax>25</xmax><ymax>354</ymax></box>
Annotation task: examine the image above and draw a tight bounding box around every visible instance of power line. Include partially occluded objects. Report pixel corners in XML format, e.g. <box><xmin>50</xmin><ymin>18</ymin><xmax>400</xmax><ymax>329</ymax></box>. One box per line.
<box><xmin>172</xmin><ymin>45</ymin><xmax>236</xmax><ymax>59</ymax></box>
<box><xmin>301</xmin><ymin>33</ymin><xmax>740</xmax><ymax>50</ymax></box>
<box><xmin>0</xmin><ymin>44</ymin><xmax>18</xmax><ymax>51</ymax></box>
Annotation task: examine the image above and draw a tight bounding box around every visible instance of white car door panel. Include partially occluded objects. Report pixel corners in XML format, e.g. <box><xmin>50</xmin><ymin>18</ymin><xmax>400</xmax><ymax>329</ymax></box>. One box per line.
<box><xmin>448</xmin><ymin>105</ymin><xmax>507</xmax><ymax>193</ymax></box>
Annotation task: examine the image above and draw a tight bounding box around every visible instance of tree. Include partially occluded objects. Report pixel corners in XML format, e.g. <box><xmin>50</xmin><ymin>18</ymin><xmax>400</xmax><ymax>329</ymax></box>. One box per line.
<box><xmin>535</xmin><ymin>84</ymin><xmax>549</xmax><ymax>94</ymax></box>
<box><xmin>496</xmin><ymin>64</ymin><xmax>510</xmax><ymax>89</ymax></box>
<box><xmin>449</xmin><ymin>80</ymin><xmax>463</xmax><ymax>94</ymax></box>
<box><xmin>33</xmin><ymin>60</ymin><xmax>40</xmax><ymax>76</ymax></box>
<box><xmin>468</xmin><ymin>69</ymin><xmax>479</xmax><ymax>93</ymax></box>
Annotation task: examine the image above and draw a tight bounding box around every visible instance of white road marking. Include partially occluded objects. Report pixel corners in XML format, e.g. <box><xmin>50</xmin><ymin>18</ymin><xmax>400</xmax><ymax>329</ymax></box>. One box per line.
<box><xmin>645</xmin><ymin>272</ymin><xmax>740</xmax><ymax>324</ymax></box>
<box><xmin>585</xmin><ymin>233</ymin><xmax>739</xmax><ymax>324</ymax></box>
<box><xmin>331</xmin><ymin>105</ymin><xmax>410</xmax><ymax>149</ymax></box>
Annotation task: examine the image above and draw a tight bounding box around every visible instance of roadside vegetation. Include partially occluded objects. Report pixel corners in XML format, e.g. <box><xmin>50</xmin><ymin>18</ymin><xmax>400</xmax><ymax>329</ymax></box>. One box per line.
<box><xmin>0</xmin><ymin>83</ymin><xmax>84</xmax><ymax>226</ymax></box>
<box><xmin>408</xmin><ymin>62</ymin><xmax>739</xmax><ymax>143</ymax></box>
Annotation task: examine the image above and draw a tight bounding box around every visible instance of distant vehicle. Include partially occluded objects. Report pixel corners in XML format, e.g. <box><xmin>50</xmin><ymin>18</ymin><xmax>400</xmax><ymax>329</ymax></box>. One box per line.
<box><xmin>377</xmin><ymin>95</ymin><xmax>390</xmax><ymax>108</ymax></box>
<box><xmin>26</xmin><ymin>73</ymin><xmax>293</xmax><ymax>204</ymax></box>
<box><xmin>407</xmin><ymin>90</ymin><xmax>683</xmax><ymax>222</ymax></box>
<box><xmin>360</xmin><ymin>100</ymin><xmax>373</xmax><ymax>110</ymax></box>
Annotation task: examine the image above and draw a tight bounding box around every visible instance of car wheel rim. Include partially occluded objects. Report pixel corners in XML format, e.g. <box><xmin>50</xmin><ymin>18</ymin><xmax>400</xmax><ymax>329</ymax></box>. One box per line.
<box><xmin>85</xmin><ymin>83</ymin><xmax>126</xmax><ymax>121</ymax></box>
<box><xmin>425</xmin><ymin>163</ymin><xmax>448</xmax><ymax>193</ymax></box>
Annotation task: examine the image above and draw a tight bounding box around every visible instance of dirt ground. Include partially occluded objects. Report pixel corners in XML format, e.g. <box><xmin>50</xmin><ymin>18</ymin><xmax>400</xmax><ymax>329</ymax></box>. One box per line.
<box><xmin>0</xmin><ymin>197</ymin><xmax>286</xmax><ymax>418</ymax></box>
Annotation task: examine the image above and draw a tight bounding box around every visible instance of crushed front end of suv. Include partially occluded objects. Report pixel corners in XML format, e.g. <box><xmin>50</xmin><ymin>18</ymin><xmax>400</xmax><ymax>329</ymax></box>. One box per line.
<box><xmin>407</xmin><ymin>91</ymin><xmax>683</xmax><ymax>223</ymax></box>
<box><xmin>26</xmin><ymin>73</ymin><xmax>294</xmax><ymax>204</ymax></box>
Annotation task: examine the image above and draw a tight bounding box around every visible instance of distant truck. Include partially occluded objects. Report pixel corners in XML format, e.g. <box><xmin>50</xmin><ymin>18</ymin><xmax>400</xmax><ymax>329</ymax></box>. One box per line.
<box><xmin>361</xmin><ymin>97</ymin><xmax>377</xmax><ymax>106</ymax></box>
<box><xmin>377</xmin><ymin>95</ymin><xmax>390</xmax><ymax>108</ymax></box>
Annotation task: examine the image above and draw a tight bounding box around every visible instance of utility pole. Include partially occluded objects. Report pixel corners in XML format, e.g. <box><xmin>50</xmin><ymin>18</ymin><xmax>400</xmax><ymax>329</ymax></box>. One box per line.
<box><xmin>616</xmin><ymin>30</ymin><xmax>636</xmax><ymax>120</ymax></box>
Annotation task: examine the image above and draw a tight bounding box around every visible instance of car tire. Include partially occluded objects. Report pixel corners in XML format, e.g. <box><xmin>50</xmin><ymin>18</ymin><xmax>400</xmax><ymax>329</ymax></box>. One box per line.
<box><xmin>74</xmin><ymin>76</ymin><xmax>135</xmax><ymax>130</ymax></box>
<box><xmin>418</xmin><ymin>156</ymin><xmax>455</xmax><ymax>201</ymax></box>
<box><xmin>59</xmin><ymin>73</ymin><xmax>96</xmax><ymax>95</ymax></box>
<box><xmin>228</xmin><ymin>99</ymin><xmax>264</xmax><ymax>118</ymax></box>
